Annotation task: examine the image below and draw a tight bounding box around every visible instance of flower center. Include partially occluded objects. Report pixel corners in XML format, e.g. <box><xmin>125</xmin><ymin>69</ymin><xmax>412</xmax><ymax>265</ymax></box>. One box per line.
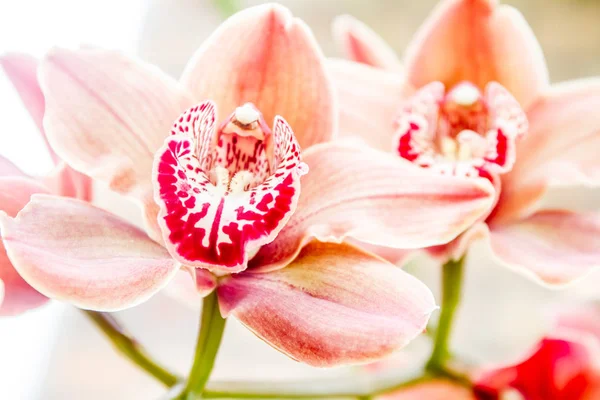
<box><xmin>394</xmin><ymin>81</ymin><xmax>527</xmax><ymax>178</ymax></box>
<box><xmin>210</xmin><ymin>103</ymin><xmax>273</xmax><ymax>193</ymax></box>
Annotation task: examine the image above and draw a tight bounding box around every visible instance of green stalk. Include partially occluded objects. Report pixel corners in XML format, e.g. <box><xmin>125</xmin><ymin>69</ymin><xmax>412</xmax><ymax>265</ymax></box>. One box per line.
<box><xmin>179</xmin><ymin>291</ymin><xmax>226</xmax><ymax>399</ymax></box>
<box><xmin>84</xmin><ymin>310</ymin><xmax>179</xmax><ymax>387</ymax></box>
<box><xmin>426</xmin><ymin>255</ymin><xmax>466</xmax><ymax>372</ymax></box>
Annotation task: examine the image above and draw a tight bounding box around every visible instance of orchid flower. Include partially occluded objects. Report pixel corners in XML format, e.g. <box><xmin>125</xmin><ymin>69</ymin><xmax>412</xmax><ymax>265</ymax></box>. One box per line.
<box><xmin>0</xmin><ymin>54</ymin><xmax>92</xmax><ymax>316</ymax></box>
<box><xmin>474</xmin><ymin>306</ymin><xmax>600</xmax><ymax>399</ymax></box>
<box><xmin>0</xmin><ymin>4</ymin><xmax>494</xmax><ymax>366</ymax></box>
<box><xmin>377</xmin><ymin>380</ymin><xmax>475</xmax><ymax>400</ymax></box>
<box><xmin>331</xmin><ymin>0</ymin><xmax>600</xmax><ymax>285</ymax></box>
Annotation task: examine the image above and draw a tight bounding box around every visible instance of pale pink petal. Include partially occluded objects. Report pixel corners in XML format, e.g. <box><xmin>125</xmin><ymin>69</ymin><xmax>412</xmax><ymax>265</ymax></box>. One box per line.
<box><xmin>153</xmin><ymin>102</ymin><xmax>306</xmax><ymax>273</ymax></box>
<box><xmin>0</xmin><ymin>195</ymin><xmax>179</xmax><ymax>311</ymax></box>
<box><xmin>332</xmin><ymin>15</ymin><xmax>401</xmax><ymax>71</ymax></box>
<box><xmin>0</xmin><ymin>155</ymin><xmax>25</xmax><ymax>177</ymax></box>
<box><xmin>328</xmin><ymin>58</ymin><xmax>413</xmax><ymax>151</ymax></box>
<box><xmin>39</xmin><ymin>48</ymin><xmax>193</xmax><ymax>220</ymax></box>
<box><xmin>378</xmin><ymin>380</ymin><xmax>475</xmax><ymax>400</ymax></box>
<box><xmin>555</xmin><ymin>305</ymin><xmax>600</xmax><ymax>342</ymax></box>
<box><xmin>0</xmin><ymin>53</ymin><xmax>58</xmax><ymax>162</ymax></box>
<box><xmin>494</xmin><ymin>79</ymin><xmax>600</xmax><ymax>223</ymax></box>
<box><xmin>218</xmin><ymin>241</ymin><xmax>436</xmax><ymax>367</ymax></box>
<box><xmin>489</xmin><ymin>210</ymin><xmax>600</xmax><ymax>285</ymax></box>
<box><xmin>404</xmin><ymin>0</ymin><xmax>549</xmax><ymax>108</ymax></box>
<box><xmin>181</xmin><ymin>4</ymin><xmax>335</xmax><ymax>149</ymax></box>
<box><xmin>251</xmin><ymin>143</ymin><xmax>495</xmax><ymax>271</ymax></box>
<box><xmin>346</xmin><ymin>238</ymin><xmax>417</xmax><ymax>266</ymax></box>
<box><xmin>0</xmin><ymin>177</ymin><xmax>49</xmax><ymax>315</ymax></box>
<box><xmin>44</xmin><ymin>162</ymin><xmax>93</xmax><ymax>201</ymax></box>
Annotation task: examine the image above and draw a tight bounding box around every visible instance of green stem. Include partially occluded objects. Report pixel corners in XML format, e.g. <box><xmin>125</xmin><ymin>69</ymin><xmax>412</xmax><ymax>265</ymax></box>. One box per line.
<box><xmin>426</xmin><ymin>255</ymin><xmax>466</xmax><ymax>372</ymax></box>
<box><xmin>84</xmin><ymin>310</ymin><xmax>179</xmax><ymax>387</ymax></box>
<box><xmin>181</xmin><ymin>291</ymin><xmax>226</xmax><ymax>398</ymax></box>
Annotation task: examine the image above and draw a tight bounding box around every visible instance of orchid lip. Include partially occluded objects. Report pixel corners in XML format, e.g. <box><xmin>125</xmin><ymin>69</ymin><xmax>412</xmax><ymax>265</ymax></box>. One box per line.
<box><xmin>394</xmin><ymin>80</ymin><xmax>528</xmax><ymax>179</ymax></box>
<box><xmin>153</xmin><ymin>100</ymin><xmax>306</xmax><ymax>274</ymax></box>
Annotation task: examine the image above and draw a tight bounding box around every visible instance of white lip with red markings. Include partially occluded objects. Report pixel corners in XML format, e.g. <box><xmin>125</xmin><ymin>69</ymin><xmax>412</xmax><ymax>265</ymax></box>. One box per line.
<box><xmin>394</xmin><ymin>81</ymin><xmax>528</xmax><ymax>179</ymax></box>
<box><xmin>153</xmin><ymin>100</ymin><xmax>307</xmax><ymax>274</ymax></box>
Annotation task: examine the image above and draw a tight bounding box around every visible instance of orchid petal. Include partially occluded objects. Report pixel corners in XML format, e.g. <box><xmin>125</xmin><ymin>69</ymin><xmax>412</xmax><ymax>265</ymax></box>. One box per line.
<box><xmin>218</xmin><ymin>241</ymin><xmax>436</xmax><ymax>367</ymax></box>
<box><xmin>154</xmin><ymin>102</ymin><xmax>305</xmax><ymax>273</ymax></box>
<box><xmin>332</xmin><ymin>15</ymin><xmax>401</xmax><ymax>71</ymax></box>
<box><xmin>43</xmin><ymin>162</ymin><xmax>93</xmax><ymax>201</ymax></box>
<box><xmin>0</xmin><ymin>155</ymin><xmax>25</xmax><ymax>177</ymax></box>
<box><xmin>181</xmin><ymin>4</ymin><xmax>335</xmax><ymax>149</ymax></box>
<box><xmin>489</xmin><ymin>210</ymin><xmax>600</xmax><ymax>285</ymax></box>
<box><xmin>378</xmin><ymin>380</ymin><xmax>475</xmax><ymax>399</ymax></box>
<box><xmin>0</xmin><ymin>177</ymin><xmax>49</xmax><ymax>315</ymax></box>
<box><xmin>251</xmin><ymin>143</ymin><xmax>495</xmax><ymax>271</ymax></box>
<box><xmin>39</xmin><ymin>48</ymin><xmax>193</xmax><ymax>228</ymax></box>
<box><xmin>0</xmin><ymin>195</ymin><xmax>179</xmax><ymax>311</ymax></box>
<box><xmin>494</xmin><ymin>79</ymin><xmax>600</xmax><ymax>223</ymax></box>
<box><xmin>404</xmin><ymin>0</ymin><xmax>548</xmax><ymax>108</ymax></box>
<box><xmin>0</xmin><ymin>53</ymin><xmax>58</xmax><ymax>162</ymax></box>
<box><xmin>328</xmin><ymin>58</ymin><xmax>413</xmax><ymax>151</ymax></box>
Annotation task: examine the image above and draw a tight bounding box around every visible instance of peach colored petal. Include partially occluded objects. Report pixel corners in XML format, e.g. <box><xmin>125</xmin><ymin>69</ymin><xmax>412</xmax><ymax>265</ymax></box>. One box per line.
<box><xmin>218</xmin><ymin>241</ymin><xmax>436</xmax><ymax>367</ymax></box>
<box><xmin>0</xmin><ymin>53</ymin><xmax>58</xmax><ymax>162</ymax></box>
<box><xmin>251</xmin><ymin>143</ymin><xmax>495</xmax><ymax>271</ymax></box>
<box><xmin>332</xmin><ymin>15</ymin><xmax>401</xmax><ymax>71</ymax></box>
<box><xmin>328</xmin><ymin>58</ymin><xmax>413</xmax><ymax>151</ymax></box>
<box><xmin>494</xmin><ymin>79</ymin><xmax>600</xmax><ymax>224</ymax></box>
<box><xmin>378</xmin><ymin>380</ymin><xmax>475</xmax><ymax>399</ymax></box>
<box><xmin>489</xmin><ymin>210</ymin><xmax>600</xmax><ymax>285</ymax></box>
<box><xmin>39</xmin><ymin>48</ymin><xmax>194</xmax><ymax>232</ymax></box>
<box><xmin>181</xmin><ymin>4</ymin><xmax>335</xmax><ymax>149</ymax></box>
<box><xmin>0</xmin><ymin>195</ymin><xmax>179</xmax><ymax>311</ymax></box>
<box><xmin>404</xmin><ymin>0</ymin><xmax>548</xmax><ymax>108</ymax></box>
<box><xmin>0</xmin><ymin>177</ymin><xmax>50</xmax><ymax>315</ymax></box>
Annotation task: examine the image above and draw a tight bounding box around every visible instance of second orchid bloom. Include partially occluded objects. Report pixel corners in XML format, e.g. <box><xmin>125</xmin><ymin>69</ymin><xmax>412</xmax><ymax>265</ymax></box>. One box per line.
<box><xmin>0</xmin><ymin>4</ymin><xmax>495</xmax><ymax>366</ymax></box>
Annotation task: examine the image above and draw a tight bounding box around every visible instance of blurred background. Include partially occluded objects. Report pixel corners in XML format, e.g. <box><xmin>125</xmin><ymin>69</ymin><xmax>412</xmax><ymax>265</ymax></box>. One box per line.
<box><xmin>0</xmin><ymin>0</ymin><xmax>599</xmax><ymax>398</ymax></box>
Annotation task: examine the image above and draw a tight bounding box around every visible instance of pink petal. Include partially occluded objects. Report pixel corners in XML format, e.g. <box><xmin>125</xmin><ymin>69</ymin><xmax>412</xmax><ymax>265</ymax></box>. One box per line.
<box><xmin>0</xmin><ymin>155</ymin><xmax>25</xmax><ymax>177</ymax></box>
<box><xmin>0</xmin><ymin>177</ymin><xmax>49</xmax><ymax>315</ymax></box>
<box><xmin>251</xmin><ymin>143</ymin><xmax>495</xmax><ymax>271</ymax></box>
<box><xmin>153</xmin><ymin>102</ymin><xmax>305</xmax><ymax>273</ymax></box>
<box><xmin>328</xmin><ymin>58</ymin><xmax>413</xmax><ymax>151</ymax></box>
<box><xmin>0</xmin><ymin>195</ymin><xmax>179</xmax><ymax>311</ymax></box>
<box><xmin>489</xmin><ymin>210</ymin><xmax>600</xmax><ymax>285</ymax></box>
<box><xmin>218</xmin><ymin>241</ymin><xmax>436</xmax><ymax>367</ymax></box>
<box><xmin>428</xmin><ymin>222</ymin><xmax>490</xmax><ymax>263</ymax></box>
<box><xmin>44</xmin><ymin>162</ymin><xmax>93</xmax><ymax>201</ymax></box>
<box><xmin>39</xmin><ymin>48</ymin><xmax>193</xmax><ymax>224</ymax></box>
<box><xmin>0</xmin><ymin>53</ymin><xmax>57</xmax><ymax>162</ymax></box>
<box><xmin>378</xmin><ymin>380</ymin><xmax>475</xmax><ymax>400</ymax></box>
<box><xmin>404</xmin><ymin>0</ymin><xmax>548</xmax><ymax>108</ymax></box>
<box><xmin>332</xmin><ymin>15</ymin><xmax>401</xmax><ymax>71</ymax></box>
<box><xmin>180</xmin><ymin>4</ymin><xmax>335</xmax><ymax>149</ymax></box>
<box><xmin>494</xmin><ymin>79</ymin><xmax>600</xmax><ymax>223</ymax></box>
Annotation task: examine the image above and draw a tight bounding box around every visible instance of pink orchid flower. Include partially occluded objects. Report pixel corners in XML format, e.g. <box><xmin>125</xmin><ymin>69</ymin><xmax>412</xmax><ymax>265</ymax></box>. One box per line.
<box><xmin>0</xmin><ymin>4</ymin><xmax>495</xmax><ymax>366</ymax></box>
<box><xmin>0</xmin><ymin>54</ymin><xmax>92</xmax><ymax>316</ymax></box>
<box><xmin>331</xmin><ymin>0</ymin><xmax>600</xmax><ymax>284</ymax></box>
<box><xmin>474</xmin><ymin>306</ymin><xmax>600</xmax><ymax>399</ymax></box>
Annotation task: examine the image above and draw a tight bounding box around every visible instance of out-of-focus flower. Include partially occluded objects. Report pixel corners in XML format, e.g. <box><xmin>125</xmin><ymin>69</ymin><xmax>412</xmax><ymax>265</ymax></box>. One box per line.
<box><xmin>474</xmin><ymin>306</ymin><xmax>600</xmax><ymax>399</ymax></box>
<box><xmin>0</xmin><ymin>54</ymin><xmax>92</xmax><ymax>316</ymax></box>
<box><xmin>331</xmin><ymin>0</ymin><xmax>600</xmax><ymax>285</ymax></box>
<box><xmin>0</xmin><ymin>4</ymin><xmax>494</xmax><ymax>366</ymax></box>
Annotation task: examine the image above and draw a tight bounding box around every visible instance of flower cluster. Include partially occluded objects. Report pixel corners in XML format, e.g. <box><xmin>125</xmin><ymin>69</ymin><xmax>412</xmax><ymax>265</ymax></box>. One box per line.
<box><xmin>0</xmin><ymin>0</ymin><xmax>599</xmax><ymax>398</ymax></box>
